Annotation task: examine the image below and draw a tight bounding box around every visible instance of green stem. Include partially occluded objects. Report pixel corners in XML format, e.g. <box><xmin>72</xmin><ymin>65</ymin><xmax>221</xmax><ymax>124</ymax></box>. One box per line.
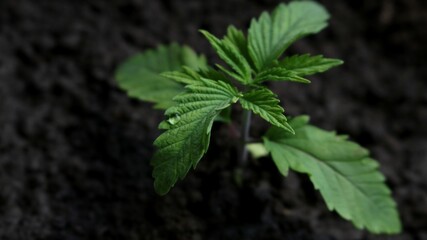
<box><xmin>240</xmin><ymin>109</ymin><xmax>252</xmax><ymax>165</ymax></box>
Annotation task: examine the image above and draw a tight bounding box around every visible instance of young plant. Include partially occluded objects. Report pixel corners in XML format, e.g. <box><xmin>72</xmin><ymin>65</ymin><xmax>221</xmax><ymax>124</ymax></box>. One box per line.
<box><xmin>115</xmin><ymin>1</ymin><xmax>401</xmax><ymax>234</ymax></box>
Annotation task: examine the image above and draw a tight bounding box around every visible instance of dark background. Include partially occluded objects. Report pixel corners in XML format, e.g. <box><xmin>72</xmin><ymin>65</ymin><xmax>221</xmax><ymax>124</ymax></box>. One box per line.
<box><xmin>0</xmin><ymin>0</ymin><xmax>426</xmax><ymax>239</ymax></box>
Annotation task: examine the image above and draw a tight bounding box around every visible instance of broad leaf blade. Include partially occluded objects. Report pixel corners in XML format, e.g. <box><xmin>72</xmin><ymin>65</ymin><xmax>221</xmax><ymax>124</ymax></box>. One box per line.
<box><xmin>255</xmin><ymin>67</ymin><xmax>311</xmax><ymax>84</ymax></box>
<box><xmin>239</xmin><ymin>87</ymin><xmax>294</xmax><ymax>134</ymax></box>
<box><xmin>115</xmin><ymin>43</ymin><xmax>207</xmax><ymax>109</ymax></box>
<box><xmin>200</xmin><ymin>30</ymin><xmax>252</xmax><ymax>84</ymax></box>
<box><xmin>264</xmin><ymin>116</ymin><xmax>401</xmax><ymax>234</ymax></box>
<box><xmin>162</xmin><ymin>66</ymin><xmax>231</xmax><ymax>86</ymax></box>
<box><xmin>118</xmin><ymin>70</ymin><xmax>183</xmax><ymax>109</ymax></box>
<box><xmin>248</xmin><ymin>1</ymin><xmax>329</xmax><ymax>71</ymax></box>
<box><xmin>280</xmin><ymin>54</ymin><xmax>343</xmax><ymax>76</ymax></box>
<box><xmin>161</xmin><ymin>67</ymin><xmax>206</xmax><ymax>86</ymax></box>
<box><xmin>152</xmin><ymin>79</ymin><xmax>241</xmax><ymax>195</ymax></box>
<box><xmin>162</xmin><ymin>67</ymin><xmax>234</xmax><ymax>123</ymax></box>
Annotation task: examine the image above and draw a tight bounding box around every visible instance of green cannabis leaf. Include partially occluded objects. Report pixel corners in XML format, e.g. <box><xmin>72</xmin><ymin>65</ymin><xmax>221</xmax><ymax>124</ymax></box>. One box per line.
<box><xmin>255</xmin><ymin>67</ymin><xmax>311</xmax><ymax>83</ymax></box>
<box><xmin>248</xmin><ymin>1</ymin><xmax>329</xmax><ymax>71</ymax></box>
<box><xmin>162</xmin><ymin>66</ymin><xmax>231</xmax><ymax>86</ymax></box>
<box><xmin>279</xmin><ymin>54</ymin><xmax>343</xmax><ymax>76</ymax></box>
<box><xmin>225</xmin><ymin>26</ymin><xmax>255</xmax><ymax>69</ymax></box>
<box><xmin>200</xmin><ymin>30</ymin><xmax>252</xmax><ymax>84</ymax></box>
<box><xmin>239</xmin><ymin>87</ymin><xmax>294</xmax><ymax>133</ymax></box>
<box><xmin>115</xmin><ymin>43</ymin><xmax>207</xmax><ymax>109</ymax></box>
<box><xmin>263</xmin><ymin>116</ymin><xmax>401</xmax><ymax>234</ymax></box>
<box><xmin>254</xmin><ymin>55</ymin><xmax>343</xmax><ymax>83</ymax></box>
<box><xmin>151</xmin><ymin>78</ymin><xmax>241</xmax><ymax>195</ymax></box>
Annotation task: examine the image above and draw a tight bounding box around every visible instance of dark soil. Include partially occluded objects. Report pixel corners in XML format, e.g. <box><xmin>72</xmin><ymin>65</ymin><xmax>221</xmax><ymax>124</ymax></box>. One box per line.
<box><xmin>0</xmin><ymin>0</ymin><xmax>426</xmax><ymax>239</ymax></box>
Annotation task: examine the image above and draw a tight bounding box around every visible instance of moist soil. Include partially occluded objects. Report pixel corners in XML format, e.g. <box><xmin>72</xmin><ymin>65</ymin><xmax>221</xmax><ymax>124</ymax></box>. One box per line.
<box><xmin>0</xmin><ymin>0</ymin><xmax>426</xmax><ymax>239</ymax></box>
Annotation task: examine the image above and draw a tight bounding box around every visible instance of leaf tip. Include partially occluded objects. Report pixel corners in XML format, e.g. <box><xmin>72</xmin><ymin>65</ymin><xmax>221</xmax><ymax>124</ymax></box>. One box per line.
<box><xmin>199</xmin><ymin>29</ymin><xmax>214</xmax><ymax>39</ymax></box>
<box><xmin>285</xmin><ymin>124</ymin><xmax>295</xmax><ymax>135</ymax></box>
<box><xmin>154</xmin><ymin>182</ymin><xmax>171</xmax><ymax>196</ymax></box>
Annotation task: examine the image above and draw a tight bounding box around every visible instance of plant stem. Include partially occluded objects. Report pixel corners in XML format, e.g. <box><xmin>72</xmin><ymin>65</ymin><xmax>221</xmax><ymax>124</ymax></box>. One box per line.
<box><xmin>240</xmin><ymin>109</ymin><xmax>252</xmax><ymax>165</ymax></box>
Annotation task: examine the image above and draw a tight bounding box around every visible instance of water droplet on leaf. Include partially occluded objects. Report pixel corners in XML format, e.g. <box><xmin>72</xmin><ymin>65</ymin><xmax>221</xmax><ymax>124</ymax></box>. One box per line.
<box><xmin>167</xmin><ymin>114</ymin><xmax>181</xmax><ymax>125</ymax></box>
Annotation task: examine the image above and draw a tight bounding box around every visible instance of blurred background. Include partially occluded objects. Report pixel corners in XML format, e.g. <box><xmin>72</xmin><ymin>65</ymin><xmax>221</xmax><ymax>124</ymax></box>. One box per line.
<box><xmin>0</xmin><ymin>0</ymin><xmax>426</xmax><ymax>239</ymax></box>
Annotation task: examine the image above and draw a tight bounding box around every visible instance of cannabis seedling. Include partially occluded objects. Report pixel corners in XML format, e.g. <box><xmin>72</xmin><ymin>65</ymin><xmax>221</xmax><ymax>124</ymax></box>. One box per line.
<box><xmin>116</xmin><ymin>1</ymin><xmax>401</xmax><ymax>234</ymax></box>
